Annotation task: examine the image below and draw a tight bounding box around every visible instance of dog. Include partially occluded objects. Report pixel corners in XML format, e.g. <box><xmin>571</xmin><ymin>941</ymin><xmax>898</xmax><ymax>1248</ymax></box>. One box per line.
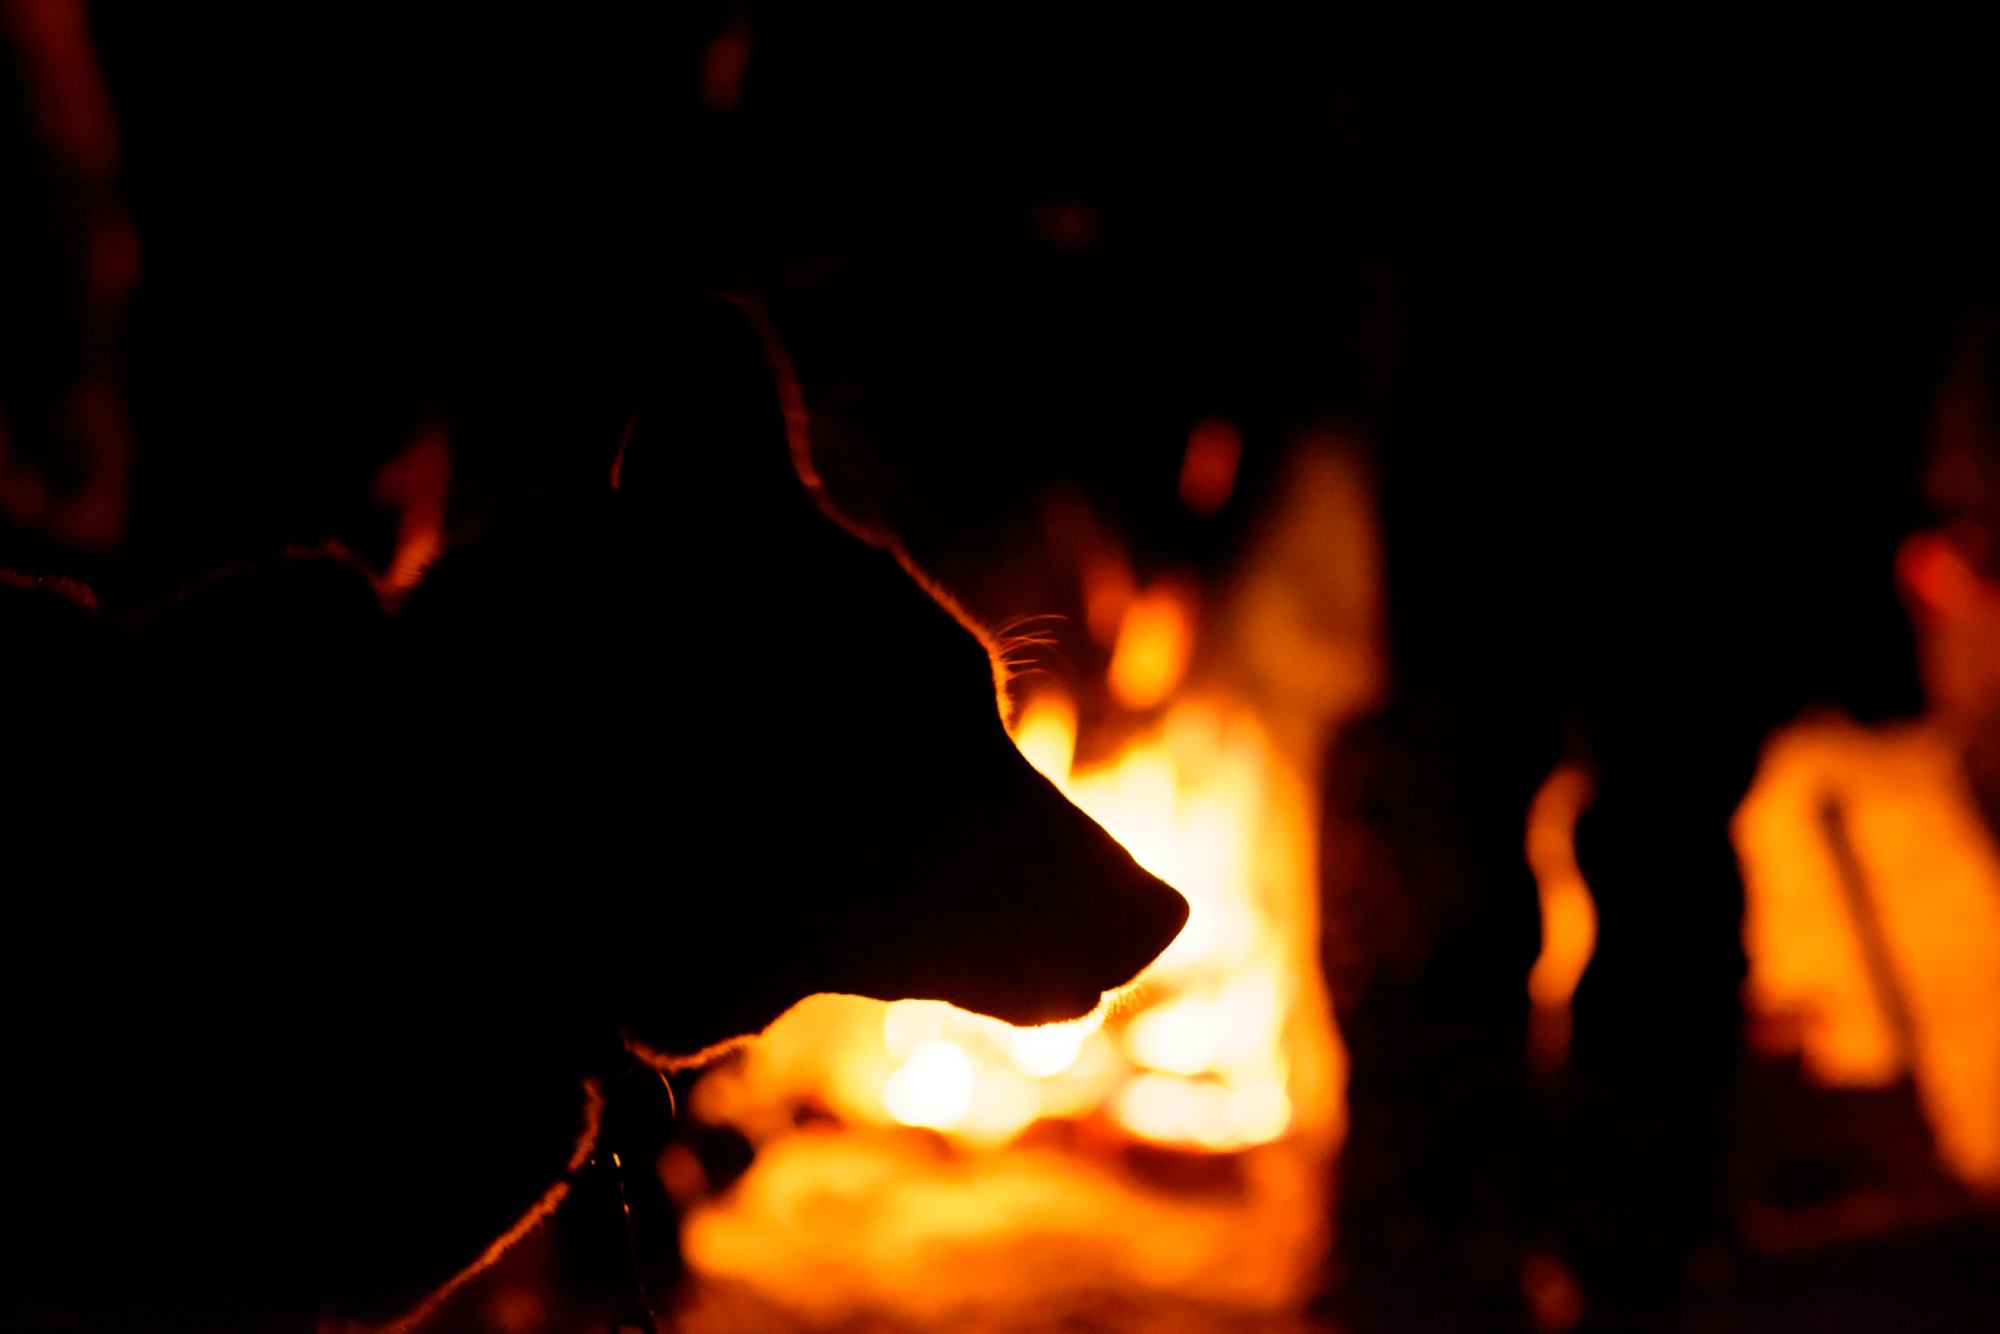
<box><xmin>0</xmin><ymin>297</ymin><xmax>1187</xmax><ymax>1331</ymax></box>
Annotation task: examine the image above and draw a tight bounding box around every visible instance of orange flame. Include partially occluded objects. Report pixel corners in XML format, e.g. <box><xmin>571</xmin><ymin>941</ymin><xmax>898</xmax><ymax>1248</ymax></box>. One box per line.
<box><xmin>677</xmin><ymin>435</ymin><xmax>1377</xmax><ymax>1328</ymax></box>
<box><xmin>373</xmin><ymin>425</ymin><xmax>452</xmax><ymax>597</ymax></box>
<box><xmin>1738</xmin><ymin>717</ymin><xmax>2000</xmax><ymax>1194</ymax></box>
<box><xmin>789</xmin><ymin>687</ymin><xmax>1313</xmax><ymax>1154</ymax></box>
<box><xmin>1107</xmin><ymin>583</ymin><xmax>1196</xmax><ymax>711</ymax></box>
<box><xmin>1525</xmin><ymin>763</ymin><xmax>1597</xmax><ymax>1074</ymax></box>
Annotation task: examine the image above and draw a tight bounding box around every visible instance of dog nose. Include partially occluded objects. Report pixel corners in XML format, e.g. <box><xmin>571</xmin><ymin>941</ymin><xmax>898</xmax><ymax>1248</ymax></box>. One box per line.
<box><xmin>977</xmin><ymin>762</ymin><xmax>1191</xmax><ymax>1022</ymax></box>
<box><xmin>1077</xmin><ymin>843</ymin><xmax>1190</xmax><ymax>995</ymax></box>
<box><xmin>1124</xmin><ymin>863</ymin><xmax>1191</xmax><ymax>977</ymax></box>
<box><xmin>973</xmin><ymin>813</ymin><xmax>1189</xmax><ymax>1027</ymax></box>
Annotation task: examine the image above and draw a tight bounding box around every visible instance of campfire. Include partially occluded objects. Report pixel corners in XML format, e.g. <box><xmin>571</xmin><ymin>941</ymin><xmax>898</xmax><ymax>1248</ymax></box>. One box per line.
<box><xmin>695</xmin><ymin>688</ymin><xmax>1308</xmax><ymax>1155</ymax></box>
<box><xmin>666</xmin><ymin>436</ymin><xmax>1372</xmax><ymax>1330</ymax></box>
<box><xmin>15</xmin><ymin>12</ymin><xmax>2000</xmax><ymax>1331</ymax></box>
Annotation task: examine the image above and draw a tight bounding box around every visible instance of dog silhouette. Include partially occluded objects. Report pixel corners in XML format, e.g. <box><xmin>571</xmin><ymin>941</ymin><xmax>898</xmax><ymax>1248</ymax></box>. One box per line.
<box><xmin>0</xmin><ymin>298</ymin><xmax>1186</xmax><ymax>1332</ymax></box>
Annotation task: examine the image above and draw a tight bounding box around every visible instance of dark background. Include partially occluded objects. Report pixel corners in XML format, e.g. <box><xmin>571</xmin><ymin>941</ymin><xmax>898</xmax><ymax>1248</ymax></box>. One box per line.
<box><xmin>5</xmin><ymin>10</ymin><xmax>1983</xmax><ymax>713</ymax></box>
<box><xmin>7</xmin><ymin>10</ymin><xmax>2000</xmax><ymax>1330</ymax></box>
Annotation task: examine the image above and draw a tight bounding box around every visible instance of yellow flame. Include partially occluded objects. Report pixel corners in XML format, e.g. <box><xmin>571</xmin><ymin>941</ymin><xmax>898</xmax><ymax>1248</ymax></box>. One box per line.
<box><xmin>1112</xmin><ymin>1074</ymin><xmax>1292</xmax><ymax>1152</ymax></box>
<box><xmin>1032</xmin><ymin>691</ymin><xmax>1299</xmax><ymax>1150</ymax></box>
<box><xmin>884</xmin><ymin>1040</ymin><xmax>975</xmax><ymax>1130</ymax></box>
<box><xmin>822</xmin><ymin>689</ymin><xmax>1307</xmax><ymax>1153</ymax></box>
<box><xmin>1013</xmin><ymin>692</ymin><xmax>1078</xmax><ymax>783</ymax></box>
<box><xmin>676</xmin><ymin>434</ymin><xmax>1371</xmax><ymax>1324</ymax></box>
<box><xmin>1125</xmin><ymin>996</ymin><xmax>1221</xmax><ymax>1076</ymax></box>
<box><xmin>1007</xmin><ymin>1019</ymin><xmax>1094</xmax><ymax>1078</ymax></box>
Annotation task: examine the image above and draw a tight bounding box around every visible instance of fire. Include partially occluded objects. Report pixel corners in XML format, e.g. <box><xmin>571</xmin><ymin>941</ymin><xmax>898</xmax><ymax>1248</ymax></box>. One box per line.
<box><xmin>1525</xmin><ymin>763</ymin><xmax>1597</xmax><ymax>1074</ymax></box>
<box><xmin>683</xmin><ymin>437</ymin><xmax>1370</xmax><ymax>1158</ymax></box>
<box><xmin>1179</xmin><ymin>416</ymin><xmax>1243</xmax><ymax>516</ymax></box>
<box><xmin>689</xmin><ymin>679</ymin><xmax>1311</xmax><ymax>1161</ymax></box>
<box><xmin>682</xmin><ymin>677</ymin><xmax>1335</xmax><ymax>1153</ymax></box>
<box><xmin>1011</xmin><ymin>690</ymin><xmax>1077</xmax><ymax>781</ymax></box>
<box><xmin>680</xmin><ymin>676</ymin><xmax>1341</xmax><ymax>1322</ymax></box>
<box><xmin>1106</xmin><ymin>583</ymin><xmax>1196</xmax><ymax>710</ymax></box>
<box><xmin>1738</xmin><ymin>715</ymin><xmax>2000</xmax><ymax>1193</ymax></box>
<box><xmin>837</xmin><ymin>688</ymin><xmax>1310</xmax><ymax>1152</ymax></box>
<box><xmin>876</xmin><ymin>1004</ymin><xmax>1104</xmax><ymax>1143</ymax></box>
<box><xmin>373</xmin><ymin>424</ymin><xmax>451</xmax><ymax>597</ymax></box>
<box><xmin>883</xmin><ymin>1040</ymin><xmax>975</xmax><ymax>1130</ymax></box>
<box><xmin>679</xmin><ymin>438</ymin><xmax>1370</xmax><ymax>1326</ymax></box>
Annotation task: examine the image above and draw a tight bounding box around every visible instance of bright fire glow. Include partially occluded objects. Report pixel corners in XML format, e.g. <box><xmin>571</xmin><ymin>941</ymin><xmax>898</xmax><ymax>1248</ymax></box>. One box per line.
<box><xmin>687</xmin><ymin>683</ymin><xmax>1323</xmax><ymax>1156</ymax></box>
<box><xmin>812</xmin><ymin>689</ymin><xmax>1313</xmax><ymax>1154</ymax></box>
<box><xmin>1012</xmin><ymin>692</ymin><xmax>1077</xmax><ymax>782</ymax></box>
<box><xmin>1041</xmin><ymin>694</ymin><xmax>1300</xmax><ymax>1148</ymax></box>
<box><xmin>677</xmin><ymin>435</ymin><xmax>1373</xmax><ymax>1328</ymax></box>
<box><xmin>884</xmin><ymin>1040</ymin><xmax>975</xmax><ymax>1129</ymax></box>
<box><xmin>1007</xmin><ymin>1019</ymin><xmax>1092</xmax><ymax>1077</ymax></box>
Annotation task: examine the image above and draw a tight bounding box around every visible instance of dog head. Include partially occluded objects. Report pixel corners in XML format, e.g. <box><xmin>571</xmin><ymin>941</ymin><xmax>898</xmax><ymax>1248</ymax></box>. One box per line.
<box><xmin>389</xmin><ymin>295</ymin><xmax>1188</xmax><ymax>1056</ymax></box>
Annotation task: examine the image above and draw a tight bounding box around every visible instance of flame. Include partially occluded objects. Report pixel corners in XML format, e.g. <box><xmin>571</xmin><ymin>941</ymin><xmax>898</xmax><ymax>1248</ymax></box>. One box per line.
<box><xmin>1081</xmin><ymin>547</ymin><xmax>1137</xmax><ymax>647</ymax></box>
<box><xmin>1107</xmin><ymin>584</ymin><xmax>1195</xmax><ymax>710</ymax></box>
<box><xmin>884</xmin><ymin>1040</ymin><xmax>976</xmax><ymax>1130</ymax></box>
<box><xmin>1178</xmin><ymin>416</ymin><xmax>1243</xmax><ymax>516</ymax></box>
<box><xmin>1043</xmin><ymin>694</ymin><xmax>1302</xmax><ymax>1149</ymax></box>
<box><xmin>373</xmin><ymin>424</ymin><xmax>451</xmax><ymax>596</ymax></box>
<box><xmin>1525</xmin><ymin>763</ymin><xmax>1597</xmax><ymax>1074</ymax></box>
<box><xmin>758</xmin><ymin>449</ymin><xmax>1375</xmax><ymax>1156</ymax></box>
<box><xmin>776</xmin><ymin>688</ymin><xmax>1310</xmax><ymax>1155</ymax></box>
<box><xmin>678</xmin><ymin>436</ymin><xmax>1372</xmax><ymax>1326</ymax></box>
<box><xmin>1738</xmin><ymin>716</ymin><xmax>2000</xmax><ymax>1192</ymax></box>
<box><xmin>689</xmin><ymin>684</ymin><xmax>1318</xmax><ymax>1157</ymax></box>
<box><xmin>1011</xmin><ymin>691</ymin><xmax>1077</xmax><ymax>782</ymax></box>
<box><xmin>1005</xmin><ymin>1018</ymin><xmax>1092</xmax><ymax>1077</ymax></box>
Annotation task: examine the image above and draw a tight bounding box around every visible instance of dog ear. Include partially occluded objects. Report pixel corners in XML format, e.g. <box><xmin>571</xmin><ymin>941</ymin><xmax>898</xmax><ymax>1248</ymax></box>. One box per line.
<box><xmin>615</xmin><ymin>295</ymin><xmax>879</xmax><ymax>549</ymax></box>
<box><xmin>389</xmin><ymin>291</ymin><xmax>1186</xmax><ymax>1062</ymax></box>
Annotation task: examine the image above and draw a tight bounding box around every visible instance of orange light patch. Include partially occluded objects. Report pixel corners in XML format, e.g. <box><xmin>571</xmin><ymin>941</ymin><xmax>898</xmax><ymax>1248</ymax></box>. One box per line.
<box><xmin>1525</xmin><ymin>763</ymin><xmax>1597</xmax><ymax>1074</ymax></box>
<box><xmin>1108</xmin><ymin>584</ymin><xmax>1196</xmax><ymax>710</ymax></box>
<box><xmin>373</xmin><ymin>425</ymin><xmax>452</xmax><ymax>597</ymax></box>
<box><xmin>1178</xmin><ymin>417</ymin><xmax>1242</xmax><ymax>516</ymax></box>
